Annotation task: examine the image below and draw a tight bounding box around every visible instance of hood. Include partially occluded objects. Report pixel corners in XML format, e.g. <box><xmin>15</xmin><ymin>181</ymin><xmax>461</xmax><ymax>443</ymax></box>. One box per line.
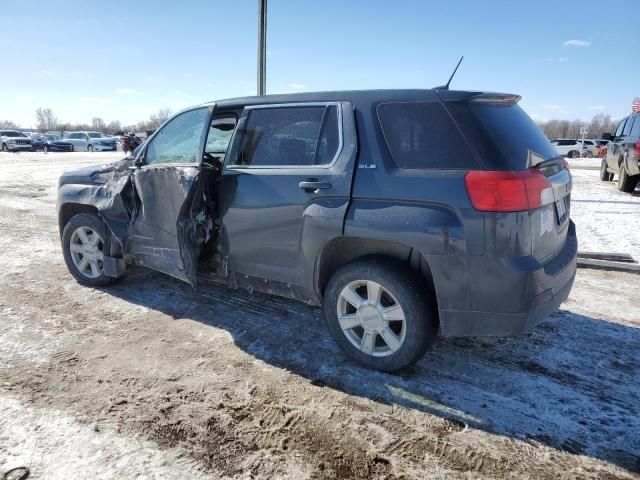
<box><xmin>49</xmin><ymin>139</ymin><xmax>73</xmax><ymax>145</ymax></box>
<box><xmin>58</xmin><ymin>159</ymin><xmax>131</xmax><ymax>188</ymax></box>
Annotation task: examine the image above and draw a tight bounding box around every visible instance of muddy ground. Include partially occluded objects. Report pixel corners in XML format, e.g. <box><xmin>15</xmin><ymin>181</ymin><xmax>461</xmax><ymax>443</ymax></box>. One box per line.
<box><xmin>0</xmin><ymin>152</ymin><xmax>639</xmax><ymax>479</ymax></box>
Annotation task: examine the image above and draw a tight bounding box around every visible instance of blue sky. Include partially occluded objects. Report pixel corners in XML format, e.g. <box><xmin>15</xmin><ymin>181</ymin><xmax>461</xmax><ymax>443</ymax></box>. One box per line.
<box><xmin>1</xmin><ymin>0</ymin><xmax>638</xmax><ymax>127</ymax></box>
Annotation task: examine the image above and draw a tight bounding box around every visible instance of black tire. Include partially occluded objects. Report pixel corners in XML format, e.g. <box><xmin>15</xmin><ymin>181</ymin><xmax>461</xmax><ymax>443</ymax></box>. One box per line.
<box><xmin>87</xmin><ymin>144</ymin><xmax>93</xmax><ymax>152</ymax></box>
<box><xmin>600</xmin><ymin>159</ymin><xmax>612</xmax><ymax>181</ymax></box>
<box><xmin>569</xmin><ymin>150</ymin><xmax>579</xmax><ymax>159</ymax></box>
<box><xmin>61</xmin><ymin>213</ymin><xmax>120</xmax><ymax>287</ymax></box>
<box><xmin>323</xmin><ymin>257</ymin><xmax>438</xmax><ymax>372</ymax></box>
<box><xmin>43</xmin><ymin>145</ymin><xmax>49</xmax><ymax>153</ymax></box>
<box><xmin>1</xmin><ymin>143</ymin><xmax>7</xmax><ymax>152</ymax></box>
<box><xmin>617</xmin><ymin>164</ymin><xmax>639</xmax><ymax>193</ymax></box>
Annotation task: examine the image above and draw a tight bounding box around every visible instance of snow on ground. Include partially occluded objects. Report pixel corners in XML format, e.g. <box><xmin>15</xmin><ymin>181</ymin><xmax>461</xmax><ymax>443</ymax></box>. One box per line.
<box><xmin>567</xmin><ymin>160</ymin><xmax>640</xmax><ymax>259</ymax></box>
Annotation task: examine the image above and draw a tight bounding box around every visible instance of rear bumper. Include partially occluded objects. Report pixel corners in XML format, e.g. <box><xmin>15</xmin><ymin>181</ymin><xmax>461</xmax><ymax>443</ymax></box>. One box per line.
<box><xmin>439</xmin><ymin>221</ymin><xmax>577</xmax><ymax>337</ymax></box>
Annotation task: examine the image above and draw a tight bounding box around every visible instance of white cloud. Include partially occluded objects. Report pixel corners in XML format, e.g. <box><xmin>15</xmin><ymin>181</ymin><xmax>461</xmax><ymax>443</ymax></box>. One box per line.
<box><xmin>588</xmin><ymin>105</ymin><xmax>606</xmax><ymax>110</ymax></box>
<box><xmin>547</xmin><ymin>57</ymin><xmax>568</xmax><ymax>63</ymax></box>
<box><xmin>116</xmin><ymin>88</ymin><xmax>139</xmax><ymax>95</ymax></box>
<box><xmin>287</xmin><ymin>83</ymin><xmax>305</xmax><ymax>91</ymax></box>
<box><xmin>562</xmin><ymin>39</ymin><xmax>591</xmax><ymax>47</ymax></box>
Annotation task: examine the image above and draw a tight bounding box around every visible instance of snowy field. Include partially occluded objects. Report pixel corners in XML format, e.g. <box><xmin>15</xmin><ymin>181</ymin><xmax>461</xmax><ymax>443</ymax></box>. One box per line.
<box><xmin>0</xmin><ymin>151</ymin><xmax>639</xmax><ymax>479</ymax></box>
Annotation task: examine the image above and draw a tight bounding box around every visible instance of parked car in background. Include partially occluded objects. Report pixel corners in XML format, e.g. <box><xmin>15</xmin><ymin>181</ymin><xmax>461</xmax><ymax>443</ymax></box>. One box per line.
<box><xmin>33</xmin><ymin>134</ymin><xmax>74</xmax><ymax>152</ymax></box>
<box><xmin>0</xmin><ymin>130</ymin><xmax>33</xmax><ymax>152</ymax></box>
<box><xmin>595</xmin><ymin>139</ymin><xmax>610</xmax><ymax>158</ymax></box>
<box><xmin>600</xmin><ymin>112</ymin><xmax>640</xmax><ymax>193</ymax></box>
<box><xmin>577</xmin><ymin>139</ymin><xmax>598</xmax><ymax>157</ymax></box>
<box><xmin>63</xmin><ymin>131</ymin><xmax>117</xmax><ymax>152</ymax></box>
<box><xmin>550</xmin><ymin>139</ymin><xmax>581</xmax><ymax>158</ymax></box>
<box><xmin>57</xmin><ymin>89</ymin><xmax>576</xmax><ymax>372</ymax></box>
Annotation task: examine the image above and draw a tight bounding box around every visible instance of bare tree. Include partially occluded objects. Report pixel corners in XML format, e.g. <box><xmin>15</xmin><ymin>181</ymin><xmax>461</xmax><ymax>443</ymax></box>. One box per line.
<box><xmin>91</xmin><ymin>117</ymin><xmax>106</xmax><ymax>131</ymax></box>
<box><xmin>106</xmin><ymin>120</ymin><xmax>122</xmax><ymax>135</ymax></box>
<box><xmin>536</xmin><ymin>114</ymin><xmax>617</xmax><ymax>140</ymax></box>
<box><xmin>148</xmin><ymin>108</ymin><xmax>172</xmax><ymax>129</ymax></box>
<box><xmin>0</xmin><ymin>120</ymin><xmax>19</xmax><ymax>129</ymax></box>
<box><xmin>35</xmin><ymin>108</ymin><xmax>58</xmax><ymax>132</ymax></box>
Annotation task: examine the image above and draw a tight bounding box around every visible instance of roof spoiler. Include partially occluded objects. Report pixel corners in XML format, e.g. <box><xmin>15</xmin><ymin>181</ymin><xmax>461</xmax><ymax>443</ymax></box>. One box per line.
<box><xmin>467</xmin><ymin>93</ymin><xmax>521</xmax><ymax>105</ymax></box>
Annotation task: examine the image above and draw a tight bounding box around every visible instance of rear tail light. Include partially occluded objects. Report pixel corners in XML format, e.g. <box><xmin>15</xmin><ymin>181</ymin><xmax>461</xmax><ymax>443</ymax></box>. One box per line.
<box><xmin>464</xmin><ymin>169</ymin><xmax>552</xmax><ymax>212</ymax></box>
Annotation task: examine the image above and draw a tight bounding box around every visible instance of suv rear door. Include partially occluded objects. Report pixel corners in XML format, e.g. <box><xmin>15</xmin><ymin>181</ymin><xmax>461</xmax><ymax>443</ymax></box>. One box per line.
<box><xmin>607</xmin><ymin>117</ymin><xmax>628</xmax><ymax>170</ymax></box>
<box><xmin>219</xmin><ymin>102</ymin><xmax>356</xmax><ymax>291</ymax></box>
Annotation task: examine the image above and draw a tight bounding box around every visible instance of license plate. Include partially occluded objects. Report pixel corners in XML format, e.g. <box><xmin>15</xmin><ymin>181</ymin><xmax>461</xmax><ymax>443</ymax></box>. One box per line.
<box><xmin>555</xmin><ymin>196</ymin><xmax>567</xmax><ymax>224</ymax></box>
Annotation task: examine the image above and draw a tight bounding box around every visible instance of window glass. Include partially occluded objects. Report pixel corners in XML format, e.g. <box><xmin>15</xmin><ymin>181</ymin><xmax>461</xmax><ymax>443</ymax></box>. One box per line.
<box><xmin>378</xmin><ymin>102</ymin><xmax>478</xmax><ymax>169</ymax></box>
<box><xmin>232</xmin><ymin>105</ymin><xmax>340</xmax><ymax>167</ymax></box>
<box><xmin>630</xmin><ymin>116</ymin><xmax>640</xmax><ymax>139</ymax></box>
<box><xmin>145</xmin><ymin>108</ymin><xmax>207</xmax><ymax>165</ymax></box>
<box><xmin>205</xmin><ymin>116</ymin><xmax>236</xmax><ymax>155</ymax></box>
<box><xmin>622</xmin><ymin>116</ymin><xmax>634</xmax><ymax>136</ymax></box>
<box><xmin>614</xmin><ymin>118</ymin><xmax>627</xmax><ymax>138</ymax></box>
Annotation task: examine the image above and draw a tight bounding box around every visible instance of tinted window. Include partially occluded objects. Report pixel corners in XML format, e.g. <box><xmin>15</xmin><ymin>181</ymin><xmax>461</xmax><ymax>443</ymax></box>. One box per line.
<box><xmin>232</xmin><ymin>105</ymin><xmax>340</xmax><ymax>167</ymax></box>
<box><xmin>378</xmin><ymin>102</ymin><xmax>477</xmax><ymax>169</ymax></box>
<box><xmin>145</xmin><ymin>108</ymin><xmax>207</xmax><ymax>165</ymax></box>
<box><xmin>614</xmin><ymin>119</ymin><xmax>627</xmax><ymax>138</ymax></box>
<box><xmin>630</xmin><ymin>116</ymin><xmax>640</xmax><ymax>139</ymax></box>
<box><xmin>205</xmin><ymin>116</ymin><xmax>236</xmax><ymax>155</ymax></box>
<box><xmin>622</xmin><ymin>117</ymin><xmax>634</xmax><ymax>136</ymax></box>
<box><xmin>446</xmin><ymin>102</ymin><xmax>558</xmax><ymax>169</ymax></box>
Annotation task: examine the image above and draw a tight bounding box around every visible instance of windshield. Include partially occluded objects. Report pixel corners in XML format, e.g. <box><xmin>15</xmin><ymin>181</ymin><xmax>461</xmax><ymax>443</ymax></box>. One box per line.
<box><xmin>87</xmin><ymin>132</ymin><xmax>104</xmax><ymax>138</ymax></box>
<box><xmin>44</xmin><ymin>135</ymin><xmax>60</xmax><ymax>141</ymax></box>
<box><xmin>2</xmin><ymin>131</ymin><xmax>25</xmax><ymax>138</ymax></box>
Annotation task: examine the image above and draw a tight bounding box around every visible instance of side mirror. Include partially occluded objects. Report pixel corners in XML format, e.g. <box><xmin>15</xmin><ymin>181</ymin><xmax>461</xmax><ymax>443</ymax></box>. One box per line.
<box><xmin>601</xmin><ymin>132</ymin><xmax>613</xmax><ymax>141</ymax></box>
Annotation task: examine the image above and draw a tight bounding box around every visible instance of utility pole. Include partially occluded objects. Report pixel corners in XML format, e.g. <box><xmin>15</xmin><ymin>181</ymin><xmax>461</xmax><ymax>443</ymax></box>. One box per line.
<box><xmin>257</xmin><ymin>0</ymin><xmax>267</xmax><ymax>95</ymax></box>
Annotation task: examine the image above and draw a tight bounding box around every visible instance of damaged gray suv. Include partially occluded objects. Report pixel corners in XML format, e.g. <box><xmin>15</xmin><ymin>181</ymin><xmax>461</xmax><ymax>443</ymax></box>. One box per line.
<box><xmin>57</xmin><ymin>90</ymin><xmax>577</xmax><ymax>372</ymax></box>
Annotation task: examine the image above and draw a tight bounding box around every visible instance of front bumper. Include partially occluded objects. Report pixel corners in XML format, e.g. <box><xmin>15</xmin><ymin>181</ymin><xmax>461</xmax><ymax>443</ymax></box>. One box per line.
<box><xmin>439</xmin><ymin>221</ymin><xmax>578</xmax><ymax>337</ymax></box>
<box><xmin>93</xmin><ymin>144</ymin><xmax>117</xmax><ymax>152</ymax></box>
<box><xmin>7</xmin><ymin>144</ymin><xmax>33</xmax><ymax>151</ymax></box>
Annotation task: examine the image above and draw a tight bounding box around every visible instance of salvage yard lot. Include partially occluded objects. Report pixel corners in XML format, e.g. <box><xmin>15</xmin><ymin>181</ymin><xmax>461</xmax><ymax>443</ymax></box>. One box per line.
<box><xmin>1</xmin><ymin>152</ymin><xmax>639</xmax><ymax>479</ymax></box>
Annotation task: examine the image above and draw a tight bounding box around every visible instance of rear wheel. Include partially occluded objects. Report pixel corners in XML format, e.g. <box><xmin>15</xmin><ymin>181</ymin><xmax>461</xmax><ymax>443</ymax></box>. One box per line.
<box><xmin>568</xmin><ymin>150</ymin><xmax>579</xmax><ymax>159</ymax></box>
<box><xmin>62</xmin><ymin>213</ymin><xmax>119</xmax><ymax>287</ymax></box>
<box><xmin>600</xmin><ymin>159</ymin><xmax>613</xmax><ymax>181</ymax></box>
<box><xmin>87</xmin><ymin>144</ymin><xmax>94</xmax><ymax>152</ymax></box>
<box><xmin>617</xmin><ymin>164</ymin><xmax>639</xmax><ymax>193</ymax></box>
<box><xmin>43</xmin><ymin>145</ymin><xmax>49</xmax><ymax>153</ymax></box>
<box><xmin>323</xmin><ymin>257</ymin><xmax>437</xmax><ymax>372</ymax></box>
<box><xmin>1</xmin><ymin>143</ymin><xmax>7</xmax><ymax>152</ymax></box>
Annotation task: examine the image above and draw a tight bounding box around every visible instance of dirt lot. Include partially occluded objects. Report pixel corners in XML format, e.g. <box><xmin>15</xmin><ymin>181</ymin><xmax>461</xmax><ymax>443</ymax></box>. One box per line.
<box><xmin>1</xmin><ymin>152</ymin><xmax>639</xmax><ymax>479</ymax></box>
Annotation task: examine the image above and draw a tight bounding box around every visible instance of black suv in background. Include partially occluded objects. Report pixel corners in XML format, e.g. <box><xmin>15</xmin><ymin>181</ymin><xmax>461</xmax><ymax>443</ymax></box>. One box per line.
<box><xmin>57</xmin><ymin>89</ymin><xmax>576</xmax><ymax>372</ymax></box>
<box><xmin>600</xmin><ymin>112</ymin><xmax>640</xmax><ymax>193</ymax></box>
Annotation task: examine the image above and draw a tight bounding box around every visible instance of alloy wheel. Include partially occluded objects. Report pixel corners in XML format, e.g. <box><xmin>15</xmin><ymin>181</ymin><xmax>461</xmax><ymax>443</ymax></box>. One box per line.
<box><xmin>69</xmin><ymin>226</ymin><xmax>105</xmax><ymax>279</ymax></box>
<box><xmin>337</xmin><ymin>280</ymin><xmax>406</xmax><ymax>357</ymax></box>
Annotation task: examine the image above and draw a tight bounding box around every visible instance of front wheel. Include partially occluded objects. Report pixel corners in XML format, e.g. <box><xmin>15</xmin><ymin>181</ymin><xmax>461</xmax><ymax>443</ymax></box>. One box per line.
<box><xmin>61</xmin><ymin>213</ymin><xmax>120</xmax><ymax>287</ymax></box>
<box><xmin>43</xmin><ymin>145</ymin><xmax>49</xmax><ymax>153</ymax></box>
<box><xmin>323</xmin><ymin>258</ymin><xmax>437</xmax><ymax>372</ymax></box>
<box><xmin>600</xmin><ymin>159</ymin><xmax>612</xmax><ymax>181</ymax></box>
<box><xmin>87</xmin><ymin>144</ymin><xmax>94</xmax><ymax>152</ymax></box>
<box><xmin>1</xmin><ymin>143</ymin><xmax>7</xmax><ymax>152</ymax></box>
<box><xmin>618</xmin><ymin>164</ymin><xmax>639</xmax><ymax>193</ymax></box>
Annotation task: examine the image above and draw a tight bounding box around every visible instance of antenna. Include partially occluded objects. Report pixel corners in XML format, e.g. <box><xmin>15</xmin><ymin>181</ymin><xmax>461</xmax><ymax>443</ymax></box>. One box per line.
<box><xmin>434</xmin><ymin>56</ymin><xmax>464</xmax><ymax>90</ymax></box>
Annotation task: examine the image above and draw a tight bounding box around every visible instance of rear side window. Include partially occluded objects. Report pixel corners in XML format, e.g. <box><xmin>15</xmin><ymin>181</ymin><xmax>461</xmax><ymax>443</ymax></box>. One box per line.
<box><xmin>231</xmin><ymin>105</ymin><xmax>340</xmax><ymax>167</ymax></box>
<box><xmin>614</xmin><ymin>119</ymin><xmax>627</xmax><ymax>138</ymax></box>
<box><xmin>377</xmin><ymin>102</ymin><xmax>477</xmax><ymax>169</ymax></box>
<box><xmin>447</xmin><ymin>102</ymin><xmax>559</xmax><ymax>169</ymax></box>
<box><xmin>623</xmin><ymin>116</ymin><xmax>634</xmax><ymax>137</ymax></box>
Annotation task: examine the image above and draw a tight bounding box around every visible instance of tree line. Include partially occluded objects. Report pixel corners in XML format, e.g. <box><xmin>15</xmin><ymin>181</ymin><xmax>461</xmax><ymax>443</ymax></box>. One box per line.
<box><xmin>534</xmin><ymin>114</ymin><xmax>618</xmax><ymax>140</ymax></box>
<box><xmin>1</xmin><ymin>109</ymin><xmax>620</xmax><ymax>141</ymax></box>
<box><xmin>0</xmin><ymin>107</ymin><xmax>173</xmax><ymax>135</ymax></box>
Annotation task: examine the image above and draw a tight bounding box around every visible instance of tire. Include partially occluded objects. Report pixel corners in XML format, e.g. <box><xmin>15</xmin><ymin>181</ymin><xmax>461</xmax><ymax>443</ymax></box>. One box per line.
<box><xmin>1</xmin><ymin>143</ymin><xmax>7</xmax><ymax>152</ymax></box>
<box><xmin>71</xmin><ymin>145</ymin><xmax>75</xmax><ymax>152</ymax></box>
<box><xmin>617</xmin><ymin>164</ymin><xmax>639</xmax><ymax>193</ymax></box>
<box><xmin>61</xmin><ymin>213</ymin><xmax>120</xmax><ymax>287</ymax></box>
<box><xmin>586</xmin><ymin>150</ymin><xmax>593</xmax><ymax>158</ymax></box>
<box><xmin>323</xmin><ymin>257</ymin><xmax>438</xmax><ymax>372</ymax></box>
<box><xmin>600</xmin><ymin>159</ymin><xmax>613</xmax><ymax>181</ymax></box>
<box><xmin>43</xmin><ymin>145</ymin><xmax>49</xmax><ymax>153</ymax></box>
<box><xmin>87</xmin><ymin>144</ymin><xmax>94</xmax><ymax>152</ymax></box>
<box><xmin>569</xmin><ymin>150</ymin><xmax>579</xmax><ymax>159</ymax></box>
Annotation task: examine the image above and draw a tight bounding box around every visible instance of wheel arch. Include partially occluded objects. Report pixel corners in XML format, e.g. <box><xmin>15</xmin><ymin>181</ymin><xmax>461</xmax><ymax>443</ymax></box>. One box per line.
<box><xmin>314</xmin><ymin>236</ymin><xmax>438</xmax><ymax>307</ymax></box>
<box><xmin>58</xmin><ymin>202</ymin><xmax>98</xmax><ymax>238</ymax></box>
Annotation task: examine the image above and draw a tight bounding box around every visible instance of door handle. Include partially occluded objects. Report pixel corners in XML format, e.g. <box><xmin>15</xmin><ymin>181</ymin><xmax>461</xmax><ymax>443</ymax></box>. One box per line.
<box><xmin>298</xmin><ymin>180</ymin><xmax>331</xmax><ymax>192</ymax></box>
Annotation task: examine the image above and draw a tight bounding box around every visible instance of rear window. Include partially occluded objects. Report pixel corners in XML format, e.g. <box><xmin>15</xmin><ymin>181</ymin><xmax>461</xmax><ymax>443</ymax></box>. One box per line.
<box><xmin>377</xmin><ymin>102</ymin><xmax>477</xmax><ymax>169</ymax></box>
<box><xmin>446</xmin><ymin>102</ymin><xmax>559</xmax><ymax>169</ymax></box>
